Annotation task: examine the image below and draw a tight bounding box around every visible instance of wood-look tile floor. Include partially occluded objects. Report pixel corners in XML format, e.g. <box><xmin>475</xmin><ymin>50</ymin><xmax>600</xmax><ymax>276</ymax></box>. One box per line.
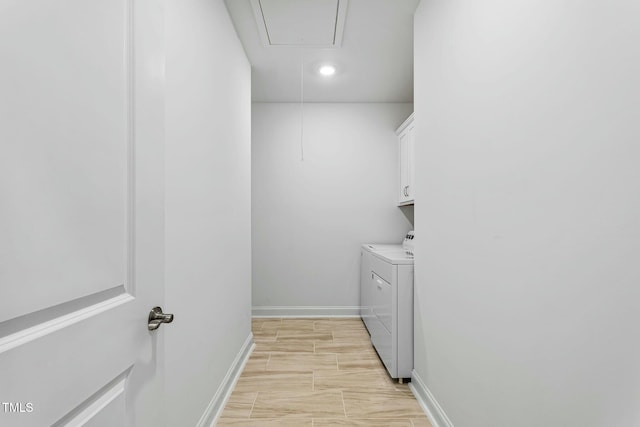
<box><xmin>218</xmin><ymin>318</ymin><xmax>432</xmax><ymax>427</ymax></box>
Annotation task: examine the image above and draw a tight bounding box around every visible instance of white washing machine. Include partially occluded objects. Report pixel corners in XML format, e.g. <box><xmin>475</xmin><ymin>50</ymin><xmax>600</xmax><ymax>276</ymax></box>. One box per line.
<box><xmin>360</xmin><ymin>232</ymin><xmax>414</xmax><ymax>380</ymax></box>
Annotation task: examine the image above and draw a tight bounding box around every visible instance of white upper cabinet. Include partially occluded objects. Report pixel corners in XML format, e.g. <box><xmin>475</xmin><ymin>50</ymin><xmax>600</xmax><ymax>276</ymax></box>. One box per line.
<box><xmin>396</xmin><ymin>113</ymin><xmax>415</xmax><ymax>206</ymax></box>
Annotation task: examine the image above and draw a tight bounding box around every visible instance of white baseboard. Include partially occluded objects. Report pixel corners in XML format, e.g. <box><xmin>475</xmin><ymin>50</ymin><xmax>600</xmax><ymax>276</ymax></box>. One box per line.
<box><xmin>252</xmin><ymin>306</ymin><xmax>361</xmax><ymax>318</ymax></box>
<box><xmin>196</xmin><ymin>333</ymin><xmax>254</xmax><ymax>427</ymax></box>
<box><xmin>409</xmin><ymin>369</ymin><xmax>454</xmax><ymax>427</ymax></box>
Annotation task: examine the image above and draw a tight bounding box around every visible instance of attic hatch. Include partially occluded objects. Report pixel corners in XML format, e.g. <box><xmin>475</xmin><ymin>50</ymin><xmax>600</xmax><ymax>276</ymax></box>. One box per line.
<box><xmin>250</xmin><ymin>0</ymin><xmax>348</xmax><ymax>47</ymax></box>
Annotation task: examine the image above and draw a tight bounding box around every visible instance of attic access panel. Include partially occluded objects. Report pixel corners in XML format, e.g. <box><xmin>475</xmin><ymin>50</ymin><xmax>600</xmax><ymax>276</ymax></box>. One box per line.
<box><xmin>250</xmin><ymin>0</ymin><xmax>348</xmax><ymax>47</ymax></box>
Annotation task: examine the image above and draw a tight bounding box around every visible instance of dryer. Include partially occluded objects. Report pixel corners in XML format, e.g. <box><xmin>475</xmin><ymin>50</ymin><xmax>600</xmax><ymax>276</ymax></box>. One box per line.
<box><xmin>360</xmin><ymin>236</ymin><xmax>414</xmax><ymax>380</ymax></box>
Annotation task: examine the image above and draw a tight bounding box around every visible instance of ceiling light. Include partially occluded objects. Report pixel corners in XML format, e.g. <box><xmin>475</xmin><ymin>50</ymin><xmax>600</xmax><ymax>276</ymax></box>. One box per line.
<box><xmin>318</xmin><ymin>65</ymin><xmax>336</xmax><ymax>76</ymax></box>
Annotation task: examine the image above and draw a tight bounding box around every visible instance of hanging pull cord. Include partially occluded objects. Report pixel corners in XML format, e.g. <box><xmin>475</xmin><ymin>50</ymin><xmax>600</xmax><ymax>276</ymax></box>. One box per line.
<box><xmin>300</xmin><ymin>53</ymin><xmax>305</xmax><ymax>161</ymax></box>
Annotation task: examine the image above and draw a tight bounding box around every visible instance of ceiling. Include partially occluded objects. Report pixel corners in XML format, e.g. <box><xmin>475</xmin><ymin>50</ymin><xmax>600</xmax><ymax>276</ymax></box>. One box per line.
<box><xmin>224</xmin><ymin>0</ymin><xmax>420</xmax><ymax>103</ymax></box>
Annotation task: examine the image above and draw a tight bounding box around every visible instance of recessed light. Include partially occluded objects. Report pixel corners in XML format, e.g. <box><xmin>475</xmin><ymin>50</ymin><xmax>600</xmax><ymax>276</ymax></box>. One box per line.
<box><xmin>318</xmin><ymin>65</ymin><xmax>336</xmax><ymax>76</ymax></box>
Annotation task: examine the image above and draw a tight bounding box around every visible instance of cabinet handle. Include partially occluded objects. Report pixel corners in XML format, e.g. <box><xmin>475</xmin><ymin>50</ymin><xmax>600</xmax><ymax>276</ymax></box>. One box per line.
<box><xmin>403</xmin><ymin>185</ymin><xmax>409</xmax><ymax>197</ymax></box>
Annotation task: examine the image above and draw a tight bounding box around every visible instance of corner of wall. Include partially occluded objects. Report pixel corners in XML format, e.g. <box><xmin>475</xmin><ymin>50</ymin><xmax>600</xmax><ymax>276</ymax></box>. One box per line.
<box><xmin>196</xmin><ymin>334</ymin><xmax>255</xmax><ymax>427</ymax></box>
<box><xmin>409</xmin><ymin>370</ymin><xmax>454</xmax><ymax>427</ymax></box>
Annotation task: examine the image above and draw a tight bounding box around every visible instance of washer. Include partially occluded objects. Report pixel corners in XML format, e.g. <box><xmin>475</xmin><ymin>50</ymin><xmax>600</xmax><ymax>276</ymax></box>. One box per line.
<box><xmin>360</xmin><ymin>239</ymin><xmax>414</xmax><ymax>380</ymax></box>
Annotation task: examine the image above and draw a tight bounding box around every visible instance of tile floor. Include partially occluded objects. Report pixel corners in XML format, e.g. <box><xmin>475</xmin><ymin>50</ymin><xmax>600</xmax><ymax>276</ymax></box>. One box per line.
<box><xmin>217</xmin><ymin>318</ymin><xmax>432</xmax><ymax>427</ymax></box>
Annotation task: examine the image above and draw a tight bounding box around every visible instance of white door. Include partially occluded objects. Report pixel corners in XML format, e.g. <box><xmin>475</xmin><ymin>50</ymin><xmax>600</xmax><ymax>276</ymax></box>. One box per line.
<box><xmin>0</xmin><ymin>0</ymin><xmax>166</xmax><ymax>426</ymax></box>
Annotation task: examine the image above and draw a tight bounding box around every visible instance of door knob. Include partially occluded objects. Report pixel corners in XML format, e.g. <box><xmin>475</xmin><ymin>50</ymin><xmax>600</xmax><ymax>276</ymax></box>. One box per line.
<box><xmin>148</xmin><ymin>306</ymin><xmax>174</xmax><ymax>331</ymax></box>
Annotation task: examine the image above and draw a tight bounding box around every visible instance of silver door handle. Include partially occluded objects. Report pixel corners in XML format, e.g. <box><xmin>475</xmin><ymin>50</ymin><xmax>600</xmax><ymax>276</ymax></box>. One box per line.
<box><xmin>148</xmin><ymin>306</ymin><xmax>174</xmax><ymax>331</ymax></box>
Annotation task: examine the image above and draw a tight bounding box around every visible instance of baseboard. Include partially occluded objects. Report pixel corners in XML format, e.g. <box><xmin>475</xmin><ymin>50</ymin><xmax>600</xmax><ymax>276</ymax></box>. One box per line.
<box><xmin>252</xmin><ymin>306</ymin><xmax>361</xmax><ymax>318</ymax></box>
<box><xmin>409</xmin><ymin>369</ymin><xmax>454</xmax><ymax>427</ymax></box>
<box><xmin>196</xmin><ymin>333</ymin><xmax>255</xmax><ymax>427</ymax></box>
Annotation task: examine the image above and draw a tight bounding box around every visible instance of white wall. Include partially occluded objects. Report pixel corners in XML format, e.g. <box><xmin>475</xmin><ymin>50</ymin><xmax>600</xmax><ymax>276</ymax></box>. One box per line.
<box><xmin>413</xmin><ymin>1</ymin><xmax>640</xmax><ymax>426</ymax></box>
<box><xmin>165</xmin><ymin>1</ymin><xmax>251</xmax><ymax>425</ymax></box>
<box><xmin>252</xmin><ymin>103</ymin><xmax>413</xmax><ymax>314</ymax></box>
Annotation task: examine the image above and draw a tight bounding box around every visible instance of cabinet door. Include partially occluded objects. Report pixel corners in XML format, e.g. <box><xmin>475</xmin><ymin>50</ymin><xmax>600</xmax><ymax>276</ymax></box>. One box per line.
<box><xmin>398</xmin><ymin>130</ymin><xmax>411</xmax><ymax>204</ymax></box>
<box><xmin>397</xmin><ymin>114</ymin><xmax>415</xmax><ymax>206</ymax></box>
<box><xmin>406</xmin><ymin>122</ymin><xmax>415</xmax><ymax>202</ymax></box>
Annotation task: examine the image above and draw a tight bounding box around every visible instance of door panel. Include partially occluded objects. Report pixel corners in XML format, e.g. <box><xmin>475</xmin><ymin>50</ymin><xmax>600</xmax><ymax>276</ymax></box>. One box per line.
<box><xmin>0</xmin><ymin>0</ymin><xmax>129</xmax><ymax>323</ymax></box>
<box><xmin>58</xmin><ymin>375</ymin><xmax>128</xmax><ymax>427</ymax></box>
<box><xmin>0</xmin><ymin>0</ymin><xmax>165</xmax><ymax>425</ymax></box>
